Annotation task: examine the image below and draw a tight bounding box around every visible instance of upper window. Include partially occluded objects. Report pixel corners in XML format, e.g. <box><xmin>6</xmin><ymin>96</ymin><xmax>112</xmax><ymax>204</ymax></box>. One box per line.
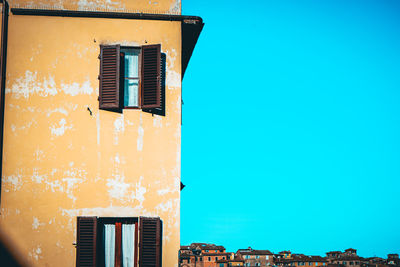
<box><xmin>99</xmin><ymin>44</ymin><xmax>166</xmax><ymax>116</ymax></box>
<box><xmin>121</xmin><ymin>47</ymin><xmax>141</xmax><ymax>108</ymax></box>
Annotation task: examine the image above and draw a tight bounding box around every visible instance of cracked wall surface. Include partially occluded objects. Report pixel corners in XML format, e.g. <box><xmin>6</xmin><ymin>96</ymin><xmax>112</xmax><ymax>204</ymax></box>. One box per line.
<box><xmin>0</xmin><ymin>4</ymin><xmax>182</xmax><ymax>267</ymax></box>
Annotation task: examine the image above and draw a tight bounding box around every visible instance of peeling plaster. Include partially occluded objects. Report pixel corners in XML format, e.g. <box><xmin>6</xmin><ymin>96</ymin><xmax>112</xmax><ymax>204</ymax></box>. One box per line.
<box><xmin>153</xmin><ymin>116</ymin><xmax>163</xmax><ymax>128</ymax></box>
<box><xmin>77</xmin><ymin>0</ymin><xmax>125</xmax><ymax>11</ymax></box>
<box><xmin>168</xmin><ymin>0</ymin><xmax>181</xmax><ymax>14</ymax></box>
<box><xmin>62</xmin><ymin>178</ymin><xmax>84</xmax><ymax>202</ymax></box>
<box><xmin>61</xmin><ymin>80</ymin><xmax>93</xmax><ymax>96</ymax></box>
<box><xmin>50</xmin><ymin>118</ymin><xmax>73</xmax><ymax>137</ymax></box>
<box><xmin>3</xmin><ymin>174</ymin><xmax>22</xmax><ymax>191</ymax></box>
<box><xmin>28</xmin><ymin>246</ymin><xmax>42</xmax><ymax>261</ymax></box>
<box><xmin>96</xmin><ymin>111</ymin><xmax>101</xmax><ymax>145</ymax></box>
<box><xmin>165</xmin><ymin>49</ymin><xmax>181</xmax><ymax>88</ymax></box>
<box><xmin>114</xmin><ymin>115</ymin><xmax>125</xmax><ymax>145</ymax></box>
<box><xmin>46</xmin><ymin>107</ymin><xmax>68</xmax><ymax>117</ymax></box>
<box><xmin>6</xmin><ymin>71</ymin><xmax>57</xmax><ymax>98</ymax></box>
<box><xmin>106</xmin><ymin>174</ymin><xmax>130</xmax><ymax>200</ymax></box>
<box><xmin>6</xmin><ymin>71</ymin><xmax>94</xmax><ymax>99</ymax></box>
<box><xmin>137</xmin><ymin>114</ymin><xmax>144</xmax><ymax>151</ymax></box>
<box><xmin>130</xmin><ymin>176</ymin><xmax>147</xmax><ymax>207</ymax></box>
<box><xmin>31</xmin><ymin>169</ymin><xmax>47</xmax><ymax>183</ymax></box>
<box><xmin>32</xmin><ymin>217</ymin><xmax>44</xmax><ymax>230</ymax></box>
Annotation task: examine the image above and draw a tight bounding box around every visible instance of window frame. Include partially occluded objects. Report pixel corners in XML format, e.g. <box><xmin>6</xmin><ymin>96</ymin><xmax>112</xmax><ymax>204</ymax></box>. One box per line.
<box><xmin>97</xmin><ymin>217</ymin><xmax>139</xmax><ymax>267</ymax></box>
<box><xmin>120</xmin><ymin>46</ymin><xmax>142</xmax><ymax>109</ymax></box>
<box><xmin>99</xmin><ymin>44</ymin><xmax>164</xmax><ymax>115</ymax></box>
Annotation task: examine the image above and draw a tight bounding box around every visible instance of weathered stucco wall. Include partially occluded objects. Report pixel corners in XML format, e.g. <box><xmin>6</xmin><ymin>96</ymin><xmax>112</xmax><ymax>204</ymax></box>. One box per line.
<box><xmin>0</xmin><ymin>6</ymin><xmax>181</xmax><ymax>267</ymax></box>
<box><xmin>8</xmin><ymin>0</ymin><xmax>181</xmax><ymax>14</ymax></box>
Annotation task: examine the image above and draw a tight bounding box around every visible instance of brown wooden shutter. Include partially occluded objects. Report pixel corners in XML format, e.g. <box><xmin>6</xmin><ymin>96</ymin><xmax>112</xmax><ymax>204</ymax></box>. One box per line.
<box><xmin>76</xmin><ymin>216</ymin><xmax>97</xmax><ymax>267</ymax></box>
<box><xmin>139</xmin><ymin>217</ymin><xmax>162</xmax><ymax>267</ymax></box>
<box><xmin>141</xmin><ymin>44</ymin><xmax>161</xmax><ymax>109</ymax></box>
<box><xmin>142</xmin><ymin>52</ymin><xmax>166</xmax><ymax>116</ymax></box>
<box><xmin>99</xmin><ymin>45</ymin><xmax>120</xmax><ymax>110</ymax></box>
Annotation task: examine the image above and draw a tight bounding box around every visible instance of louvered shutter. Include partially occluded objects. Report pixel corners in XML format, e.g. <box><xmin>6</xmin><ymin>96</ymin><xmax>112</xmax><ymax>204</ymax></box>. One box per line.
<box><xmin>141</xmin><ymin>44</ymin><xmax>161</xmax><ymax>109</ymax></box>
<box><xmin>143</xmin><ymin>53</ymin><xmax>166</xmax><ymax>116</ymax></box>
<box><xmin>99</xmin><ymin>45</ymin><xmax>120</xmax><ymax>110</ymax></box>
<box><xmin>139</xmin><ymin>217</ymin><xmax>162</xmax><ymax>267</ymax></box>
<box><xmin>76</xmin><ymin>216</ymin><xmax>97</xmax><ymax>267</ymax></box>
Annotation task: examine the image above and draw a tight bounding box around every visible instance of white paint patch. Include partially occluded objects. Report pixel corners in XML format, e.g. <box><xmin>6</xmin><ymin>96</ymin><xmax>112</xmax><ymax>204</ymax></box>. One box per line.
<box><xmin>156</xmin><ymin>200</ymin><xmax>173</xmax><ymax>213</ymax></box>
<box><xmin>114</xmin><ymin>115</ymin><xmax>125</xmax><ymax>145</ymax></box>
<box><xmin>61</xmin><ymin>80</ymin><xmax>93</xmax><ymax>96</ymax></box>
<box><xmin>106</xmin><ymin>174</ymin><xmax>130</xmax><ymax>200</ymax></box>
<box><xmin>77</xmin><ymin>0</ymin><xmax>125</xmax><ymax>11</ymax></box>
<box><xmin>168</xmin><ymin>0</ymin><xmax>181</xmax><ymax>14</ymax></box>
<box><xmin>10</xmin><ymin>120</ymin><xmax>35</xmax><ymax>133</ymax></box>
<box><xmin>130</xmin><ymin>176</ymin><xmax>147</xmax><ymax>206</ymax></box>
<box><xmin>6</xmin><ymin>71</ymin><xmax>94</xmax><ymax>98</ymax></box>
<box><xmin>6</xmin><ymin>71</ymin><xmax>57</xmax><ymax>99</ymax></box>
<box><xmin>137</xmin><ymin>115</ymin><xmax>144</xmax><ymax>151</ymax></box>
<box><xmin>62</xmin><ymin>178</ymin><xmax>84</xmax><ymax>202</ymax></box>
<box><xmin>114</xmin><ymin>154</ymin><xmax>120</xmax><ymax>164</ymax></box>
<box><xmin>50</xmin><ymin>118</ymin><xmax>73</xmax><ymax>136</ymax></box>
<box><xmin>96</xmin><ymin>111</ymin><xmax>101</xmax><ymax>145</ymax></box>
<box><xmin>153</xmin><ymin>116</ymin><xmax>163</xmax><ymax>128</ymax></box>
<box><xmin>32</xmin><ymin>217</ymin><xmax>44</xmax><ymax>230</ymax></box>
<box><xmin>46</xmin><ymin>107</ymin><xmax>68</xmax><ymax>117</ymax></box>
<box><xmin>157</xmin><ymin>188</ymin><xmax>172</xmax><ymax>196</ymax></box>
<box><xmin>31</xmin><ymin>169</ymin><xmax>47</xmax><ymax>183</ymax></box>
<box><xmin>3</xmin><ymin>174</ymin><xmax>22</xmax><ymax>191</ymax></box>
<box><xmin>28</xmin><ymin>246</ymin><xmax>42</xmax><ymax>261</ymax></box>
<box><xmin>165</xmin><ymin>49</ymin><xmax>181</xmax><ymax>88</ymax></box>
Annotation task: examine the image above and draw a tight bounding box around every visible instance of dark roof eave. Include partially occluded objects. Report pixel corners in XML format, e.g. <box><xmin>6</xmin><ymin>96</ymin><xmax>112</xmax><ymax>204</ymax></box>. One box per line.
<box><xmin>181</xmin><ymin>19</ymin><xmax>204</xmax><ymax>79</ymax></box>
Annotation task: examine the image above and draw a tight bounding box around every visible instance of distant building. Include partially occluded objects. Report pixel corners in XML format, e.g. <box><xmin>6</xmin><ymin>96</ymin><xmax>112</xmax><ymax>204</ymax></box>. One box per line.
<box><xmin>236</xmin><ymin>247</ymin><xmax>274</xmax><ymax>266</ymax></box>
<box><xmin>180</xmin><ymin>243</ymin><xmax>230</xmax><ymax>267</ymax></box>
<box><xmin>275</xmin><ymin>254</ymin><xmax>327</xmax><ymax>267</ymax></box>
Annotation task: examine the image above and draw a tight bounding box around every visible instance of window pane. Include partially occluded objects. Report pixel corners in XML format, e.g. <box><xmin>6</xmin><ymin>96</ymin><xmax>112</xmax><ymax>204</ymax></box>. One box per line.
<box><xmin>104</xmin><ymin>224</ymin><xmax>116</xmax><ymax>267</ymax></box>
<box><xmin>122</xmin><ymin>48</ymin><xmax>140</xmax><ymax>107</ymax></box>
<box><xmin>122</xmin><ymin>224</ymin><xmax>136</xmax><ymax>267</ymax></box>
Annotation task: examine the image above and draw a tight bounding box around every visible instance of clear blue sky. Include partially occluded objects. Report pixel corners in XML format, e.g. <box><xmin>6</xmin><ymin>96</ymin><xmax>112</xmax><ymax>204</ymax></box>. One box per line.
<box><xmin>181</xmin><ymin>0</ymin><xmax>400</xmax><ymax>258</ymax></box>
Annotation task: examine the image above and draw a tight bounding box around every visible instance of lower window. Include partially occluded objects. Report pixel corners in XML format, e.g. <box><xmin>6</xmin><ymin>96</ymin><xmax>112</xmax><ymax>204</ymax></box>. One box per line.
<box><xmin>76</xmin><ymin>216</ymin><xmax>162</xmax><ymax>267</ymax></box>
<box><xmin>98</xmin><ymin>217</ymin><xmax>138</xmax><ymax>267</ymax></box>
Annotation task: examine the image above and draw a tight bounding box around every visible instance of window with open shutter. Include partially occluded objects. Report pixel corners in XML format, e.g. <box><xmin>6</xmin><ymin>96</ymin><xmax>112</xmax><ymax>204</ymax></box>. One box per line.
<box><xmin>99</xmin><ymin>45</ymin><xmax>120</xmax><ymax>110</ymax></box>
<box><xmin>141</xmin><ymin>45</ymin><xmax>161</xmax><ymax>109</ymax></box>
<box><xmin>76</xmin><ymin>216</ymin><xmax>97</xmax><ymax>267</ymax></box>
<box><xmin>139</xmin><ymin>217</ymin><xmax>162</xmax><ymax>267</ymax></box>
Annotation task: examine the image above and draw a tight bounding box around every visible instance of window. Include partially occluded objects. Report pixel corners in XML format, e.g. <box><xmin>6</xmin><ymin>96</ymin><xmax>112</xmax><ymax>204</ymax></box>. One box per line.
<box><xmin>76</xmin><ymin>216</ymin><xmax>162</xmax><ymax>267</ymax></box>
<box><xmin>220</xmin><ymin>264</ymin><xmax>225</xmax><ymax>267</ymax></box>
<box><xmin>209</xmin><ymin>257</ymin><xmax>211</xmax><ymax>261</ymax></box>
<box><xmin>200</xmin><ymin>257</ymin><xmax>203</xmax><ymax>262</ymax></box>
<box><xmin>257</xmin><ymin>256</ymin><xmax>260</xmax><ymax>259</ymax></box>
<box><xmin>246</xmin><ymin>256</ymin><xmax>250</xmax><ymax>259</ymax></box>
<box><xmin>216</xmin><ymin>257</ymin><xmax>219</xmax><ymax>261</ymax></box>
<box><xmin>309</xmin><ymin>263</ymin><xmax>312</xmax><ymax>266</ymax></box>
<box><xmin>99</xmin><ymin>44</ymin><xmax>166</xmax><ymax>116</ymax></box>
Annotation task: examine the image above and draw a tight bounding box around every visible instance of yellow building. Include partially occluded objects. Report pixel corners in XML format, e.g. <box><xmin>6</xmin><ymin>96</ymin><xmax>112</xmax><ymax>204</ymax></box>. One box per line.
<box><xmin>0</xmin><ymin>0</ymin><xmax>203</xmax><ymax>266</ymax></box>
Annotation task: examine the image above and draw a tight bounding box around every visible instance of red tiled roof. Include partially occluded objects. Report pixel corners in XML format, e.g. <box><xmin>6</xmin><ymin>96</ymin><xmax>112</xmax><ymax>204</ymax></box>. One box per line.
<box><xmin>238</xmin><ymin>250</ymin><xmax>273</xmax><ymax>255</ymax></box>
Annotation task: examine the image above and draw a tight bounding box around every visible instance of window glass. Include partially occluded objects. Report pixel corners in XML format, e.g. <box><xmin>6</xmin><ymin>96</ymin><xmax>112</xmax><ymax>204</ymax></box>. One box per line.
<box><xmin>122</xmin><ymin>48</ymin><xmax>140</xmax><ymax>107</ymax></box>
